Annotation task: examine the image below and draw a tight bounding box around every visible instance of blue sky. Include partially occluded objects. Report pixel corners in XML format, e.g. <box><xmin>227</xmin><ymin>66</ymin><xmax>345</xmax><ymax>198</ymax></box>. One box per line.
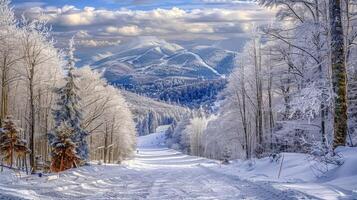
<box><xmin>13</xmin><ymin>0</ymin><xmax>250</xmax><ymax>10</ymax></box>
<box><xmin>13</xmin><ymin>0</ymin><xmax>275</xmax><ymax>63</ymax></box>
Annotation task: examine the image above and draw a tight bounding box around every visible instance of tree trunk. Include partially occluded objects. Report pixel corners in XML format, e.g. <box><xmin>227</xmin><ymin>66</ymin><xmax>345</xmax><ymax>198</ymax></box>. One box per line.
<box><xmin>109</xmin><ymin>117</ymin><xmax>115</xmax><ymax>163</ymax></box>
<box><xmin>103</xmin><ymin>122</ymin><xmax>109</xmax><ymax>164</ymax></box>
<box><xmin>257</xmin><ymin>43</ymin><xmax>263</xmax><ymax>146</ymax></box>
<box><xmin>236</xmin><ymin>63</ymin><xmax>249</xmax><ymax>159</ymax></box>
<box><xmin>0</xmin><ymin>58</ymin><xmax>8</xmax><ymax>127</ymax></box>
<box><xmin>29</xmin><ymin>64</ymin><xmax>36</xmax><ymax>173</ymax></box>
<box><xmin>267</xmin><ymin>54</ymin><xmax>274</xmax><ymax>150</ymax></box>
<box><xmin>60</xmin><ymin>152</ymin><xmax>64</xmax><ymax>172</ymax></box>
<box><xmin>253</xmin><ymin>39</ymin><xmax>263</xmax><ymax>146</ymax></box>
<box><xmin>313</xmin><ymin>1</ymin><xmax>328</xmax><ymax>149</ymax></box>
<box><xmin>10</xmin><ymin>131</ymin><xmax>13</xmax><ymax>168</ymax></box>
<box><xmin>330</xmin><ymin>0</ymin><xmax>348</xmax><ymax>149</ymax></box>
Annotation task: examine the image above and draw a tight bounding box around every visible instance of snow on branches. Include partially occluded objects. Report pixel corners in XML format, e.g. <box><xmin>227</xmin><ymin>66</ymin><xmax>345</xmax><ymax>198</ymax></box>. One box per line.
<box><xmin>49</xmin><ymin>38</ymin><xmax>88</xmax><ymax>165</ymax></box>
<box><xmin>0</xmin><ymin>116</ymin><xmax>29</xmax><ymax>168</ymax></box>
<box><xmin>50</xmin><ymin>123</ymin><xmax>79</xmax><ymax>172</ymax></box>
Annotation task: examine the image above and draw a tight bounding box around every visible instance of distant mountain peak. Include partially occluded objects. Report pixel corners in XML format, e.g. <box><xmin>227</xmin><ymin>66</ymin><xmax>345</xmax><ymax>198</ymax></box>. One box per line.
<box><xmin>124</xmin><ymin>36</ymin><xmax>184</xmax><ymax>52</ymax></box>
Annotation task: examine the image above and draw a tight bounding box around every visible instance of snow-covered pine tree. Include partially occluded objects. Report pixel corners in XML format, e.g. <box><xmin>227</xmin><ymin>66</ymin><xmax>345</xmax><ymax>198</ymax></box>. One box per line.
<box><xmin>49</xmin><ymin>38</ymin><xmax>89</xmax><ymax>163</ymax></box>
<box><xmin>50</xmin><ymin>123</ymin><xmax>79</xmax><ymax>172</ymax></box>
<box><xmin>0</xmin><ymin>116</ymin><xmax>29</xmax><ymax>168</ymax></box>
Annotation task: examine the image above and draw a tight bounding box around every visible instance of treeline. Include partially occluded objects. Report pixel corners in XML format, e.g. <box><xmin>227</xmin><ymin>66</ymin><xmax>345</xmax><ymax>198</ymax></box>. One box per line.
<box><xmin>115</xmin><ymin>78</ymin><xmax>227</xmax><ymax>109</ymax></box>
<box><xmin>159</xmin><ymin>79</ymin><xmax>227</xmax><ymax>109</ymax></box>
<box><xmin>0</xmin><ymin>0</ymin><xmax>136</xmax><ymax>173</ymax></box>
<box><xmin>120</xmin><ymin>90</ymin><xmax>190</xmax><ymax>136</ymax></box>
<box><xmin>171</xmin><ymin>0</ymin><xmax>356</xmax><ymax>160</ymax></box>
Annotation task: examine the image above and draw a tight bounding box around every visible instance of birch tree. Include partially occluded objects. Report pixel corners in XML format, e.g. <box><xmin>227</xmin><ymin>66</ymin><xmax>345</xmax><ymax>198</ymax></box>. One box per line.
<box><xmin>19</xmin><ymin>19</ymin><xmax>60</xmax><ymax>172</ymax></box>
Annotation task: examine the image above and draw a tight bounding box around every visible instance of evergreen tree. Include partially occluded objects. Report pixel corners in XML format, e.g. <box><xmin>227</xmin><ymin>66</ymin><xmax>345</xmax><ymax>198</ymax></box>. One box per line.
<box><xmin>50</xmin><ymin>123</ymin><xmax>79</xmax><ymax>172</ymax></box>
<box><xmin>49</xmin><ymin>38</ymin><xmax>89</xmax><ymax>163</ymax></box>
<box><xmin>0</xmin><ymin>116</ymin><xmax>29</xmax><ymax>168</ymax></box>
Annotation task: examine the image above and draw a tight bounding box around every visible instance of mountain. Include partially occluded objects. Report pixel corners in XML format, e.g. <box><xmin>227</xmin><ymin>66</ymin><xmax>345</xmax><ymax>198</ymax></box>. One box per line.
<box><xmin>191</xmin><ymin>46</ymin><xmax>238</xmax><ymax>75</ymax></box>
<box><xmin>91</xmin><ymin>37</ymin><xmax>238</xmax><ymax>108</ymax></box>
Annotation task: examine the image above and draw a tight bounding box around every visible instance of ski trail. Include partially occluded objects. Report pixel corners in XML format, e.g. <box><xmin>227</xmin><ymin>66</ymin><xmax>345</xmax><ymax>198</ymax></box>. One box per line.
<box><xmin>0</xmin><ymin>131</ymin><xmax>352</xmax><ymax>199</ymax></box>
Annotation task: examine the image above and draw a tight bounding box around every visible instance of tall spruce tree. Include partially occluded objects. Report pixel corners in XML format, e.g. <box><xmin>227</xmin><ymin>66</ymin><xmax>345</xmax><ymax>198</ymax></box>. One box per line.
<box><xmin>49</xmin><ymin>38</ymin><xmax>89</xmax><ymax>163</ymax></box>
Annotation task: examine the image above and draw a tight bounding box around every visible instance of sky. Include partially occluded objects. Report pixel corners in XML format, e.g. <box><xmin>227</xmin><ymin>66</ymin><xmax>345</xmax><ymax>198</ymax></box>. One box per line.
<box><xmin>13</xmin><ymin>0</ymin><xmax>275</xmax><ymax>64</ymax></box>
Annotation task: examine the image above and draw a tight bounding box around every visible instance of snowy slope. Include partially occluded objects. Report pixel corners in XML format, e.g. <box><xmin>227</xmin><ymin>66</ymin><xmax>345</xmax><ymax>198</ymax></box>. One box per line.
<box><xmin>137</xmin><ymin>125</ymin><xmax>170</xmax><ymax>148</ymax></box>
<box><xmin>1</xmin><ymin>130</ymin><xmax>356</xmax><ymax>200</ymax></box>
<box><xmin>191</xmin><ymin>45</ymin><xmax>238</xmax><ymax>75</ymax></box>
<box><xmin>91</xmin><ymin>37</ymin><xmax>238</xmax><ymax>84</ymax></box>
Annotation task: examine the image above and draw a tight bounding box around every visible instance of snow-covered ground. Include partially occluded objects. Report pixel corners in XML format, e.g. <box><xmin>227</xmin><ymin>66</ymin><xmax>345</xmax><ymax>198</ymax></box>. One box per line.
<box><xmin>212</xmin><ymin>148</ymin><xmax>357</xmax><ymax>200</ymax></box>
<box><xmin>1</xmin><ymin>128</ymin><xmax>357</xmax><ymax>199</ymax></box>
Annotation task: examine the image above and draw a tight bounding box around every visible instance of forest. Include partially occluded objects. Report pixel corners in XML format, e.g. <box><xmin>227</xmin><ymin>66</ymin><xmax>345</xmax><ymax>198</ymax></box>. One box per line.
<box><xmin>0</xmin><ymin>0</ymin><xmax>136</xmax><ymax>173</ymax></box>
<box><xmin>0</xmin><ymin>0</ymin><xmax>356</xmax><ymax>199</ymax></box>
<box><xmin>168</xmin><ymin>0</ymin><xmax>357</xmax><ymax>162</ymax></box>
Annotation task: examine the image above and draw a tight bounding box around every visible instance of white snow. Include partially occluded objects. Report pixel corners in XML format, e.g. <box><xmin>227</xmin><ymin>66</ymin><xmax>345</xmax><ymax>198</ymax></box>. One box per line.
<box><xmin>212</xmin><ymin>148</ymin><xmax>357</xmax><ymax>199</ymax></box>
<box><xmin>1</xmin><ymin>127</ymin><xmax>357</xmax><ymax>199</ymax></box>
<box><xmin>136</xmin><ymin>126</ymin><xmax>169</xmax><ymax>148</ymax></box>
<box><xmin>125</xmin><ymin>36</ymin><xmax>184</xmax><ymax>52</ymax></box>
<box><xmin>163</xmin><ymin>51</ymin><xmax>222</xmax><ymax>77</ymax></box>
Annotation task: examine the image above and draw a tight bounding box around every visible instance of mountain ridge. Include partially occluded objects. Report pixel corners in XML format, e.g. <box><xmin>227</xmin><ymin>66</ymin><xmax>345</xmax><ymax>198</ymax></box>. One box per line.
<box><xmin>90</xmin><ymin>37</ymin><xmax>238</xmax><ymax>108</ymax></box>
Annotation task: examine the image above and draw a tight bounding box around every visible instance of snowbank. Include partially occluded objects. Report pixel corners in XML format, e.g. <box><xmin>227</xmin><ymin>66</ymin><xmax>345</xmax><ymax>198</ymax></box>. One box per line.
<box><xmin>211</xmin><ymin>147</ymin><xmax>357</xmax><ymax>199</ymax></box>
<box><xmin>322</xmin><ymin>147</ymin><xmax>357</xmax><ymax>192</ymax></box>
<box><xmin>217</xmin><ymin>153</ymin><xmax>317</xmax><ymax>182</ymax></box>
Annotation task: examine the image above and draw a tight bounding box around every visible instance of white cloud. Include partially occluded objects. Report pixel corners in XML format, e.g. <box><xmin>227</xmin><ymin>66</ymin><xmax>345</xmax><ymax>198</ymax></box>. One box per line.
<box><xmin>106</xmin><ymin>25</ymin><xmax>142</xmax><ymax>36</ymax></box>
<box><xmin>56</xmin><ymin>12</ymin><xmax>94</xmax><ymax>26</ymax></box>
<box><xmin>21</xmin><ymin>4</ymin><xmax>275</xmax><ymax>48</ymax></box>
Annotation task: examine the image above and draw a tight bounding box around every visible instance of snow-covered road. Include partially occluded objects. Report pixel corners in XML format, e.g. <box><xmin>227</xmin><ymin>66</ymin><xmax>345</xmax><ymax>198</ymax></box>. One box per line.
<box><xmin>0</xmin><ymin>131</ymin><xmax>354</xmax><ymax>199</ymax></box>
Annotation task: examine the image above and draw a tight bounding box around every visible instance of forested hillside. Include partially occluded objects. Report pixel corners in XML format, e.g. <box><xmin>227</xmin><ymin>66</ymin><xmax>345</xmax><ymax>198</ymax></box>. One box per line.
<box><xmin>121</xmin><ymin>90</ymin><xmax>190</xmax><ymax>136</ymax></box>
<box><xmin>91</xmin><ymin>37</ymin><xmax>237</xmax><ymax>108</ymax></box>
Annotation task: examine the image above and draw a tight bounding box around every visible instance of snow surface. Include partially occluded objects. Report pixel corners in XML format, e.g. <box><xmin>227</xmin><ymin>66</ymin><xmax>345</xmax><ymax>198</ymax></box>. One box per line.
<box><xmin>213</xmin><ymin>149</ymin><xmax>357</xmax><ymax>200</ymax></box>
<box><xmin>1</xmin><ymin>127</ymin><xmax>357</xmax><ymax>199</ymax></box>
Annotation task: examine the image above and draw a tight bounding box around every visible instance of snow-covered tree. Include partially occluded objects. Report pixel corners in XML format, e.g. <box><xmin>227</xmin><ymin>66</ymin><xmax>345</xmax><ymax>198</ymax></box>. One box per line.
<box><xmin>75</xmin><ymin>67</ymin><xmax>136</xmax><ymax>162</ymax></box>
<box><xmin>0</xmin><ymin>0</ymin><xmax>20</xmax><ymax>126</ymax></box>
<box><xmin>0</xmin><ymin>116</ymin><xmax>29</xmax><ymax>168</ymax></box>
<box><xmin>0</xmin><ymin>0</ymin><xmax>139</xmax><ymax>170</ymax></box>
<box><xmin>183</xmin><ymin>110</ymin><xmax>212</xmax><ymax>157</ymax></box>
<box><xmin>0</xmin><ymin>1</ymin><xmax>65</xmax><ymax>171</ymax></box>
<box><xmin>50</xmin><ymin>38</ymin><xmax>88</xmax><ymax>163</ymax></box>
<box><xmin>192</xmin><ymin>0</ymin><xmax>357</xmax><ymax>161</ymax></box>
<box><xmin>50</xmin><ymin>123</ymin><xmax>79</xmax><ymax>172</ymax></box>
<box><xmin>166</xmin><ymin>113</ymin><xmax>192</xmax><ymax>153</ymax></box>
